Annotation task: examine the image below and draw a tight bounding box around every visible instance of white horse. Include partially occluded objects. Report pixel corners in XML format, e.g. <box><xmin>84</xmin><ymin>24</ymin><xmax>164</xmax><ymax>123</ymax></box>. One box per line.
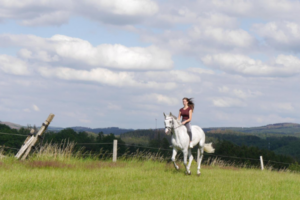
<box><xmin>164</xmin><ymin>112</ymin><xmax>215</xmax><ymax>175</ymax></box>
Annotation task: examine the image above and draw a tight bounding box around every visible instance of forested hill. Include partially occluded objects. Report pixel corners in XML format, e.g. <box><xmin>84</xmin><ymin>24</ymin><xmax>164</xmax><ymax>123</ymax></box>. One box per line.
<box><xmin>0</xmin><ymin>121</ymin><xmax>23</xmax><ymax>130</ymax></box>
<box><xmin>120</xmin><ymin>127</ymin><xmax>300</xmax><ymax>161</ymax></box>
<box><xmin>2</xmin><ymin>120</ymin><xmax>299</xmax><ymax>135</ymax></box>
<box><xmin>63</xmin><ymin>127</ymin><xmax>134</xmax><ymax>135</ymax></box>
<box><xmin>1</xmin><ymin>124</ymin><xmax>299</xmax><ymax>170</ymax></box>
<box><xmin>203</xmin><ymin>123</ymin><xmax>300</xmax><ymax>135</ymax></box>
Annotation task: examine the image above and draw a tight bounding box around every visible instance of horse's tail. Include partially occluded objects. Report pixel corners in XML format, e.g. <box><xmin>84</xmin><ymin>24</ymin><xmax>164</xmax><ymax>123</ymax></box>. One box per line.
<box><xmin>204</xmin><ymin>143</ymin><xmax>215</xmax><ymax>153</ymax></box>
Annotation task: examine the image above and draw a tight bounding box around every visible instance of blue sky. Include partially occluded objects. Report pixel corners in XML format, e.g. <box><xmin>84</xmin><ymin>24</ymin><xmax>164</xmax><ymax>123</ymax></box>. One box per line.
<box><xmin>1</xmin><ymin>0</ymin><xmax>300</xmax><ymax>129</ymax></box>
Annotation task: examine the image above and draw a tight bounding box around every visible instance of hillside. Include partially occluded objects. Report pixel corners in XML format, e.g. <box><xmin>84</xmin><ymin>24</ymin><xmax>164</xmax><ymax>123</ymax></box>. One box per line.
<box><xmin>203</xmin><ymin>123</ymin><xmax>300</xmax><ymax>135</ymax></box>
<box><xmin>2</xmin><ymin>119</ymin><xmax>299</xmax><ymax>136</ymax></box>
<box><xmin>67</xmin><ymin>126</ymin><xmax>134</xmax><ymax>135</ymax></box>
<box><xmin>120</xmin><ymin>126</ymin><xmax>300</xmax><ymax>161</ymax></box>
<box><xmin>0</xmin><ymin>121</ymin><xmax>23</xmax><ymax>130</ymax></box>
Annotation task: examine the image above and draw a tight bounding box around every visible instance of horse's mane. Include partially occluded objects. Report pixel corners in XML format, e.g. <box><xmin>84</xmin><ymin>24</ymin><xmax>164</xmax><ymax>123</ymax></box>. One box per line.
<box><xmin>170</xmin><ymin>113</ymin><xmax>181</xmax><ymax>124</ymax></box>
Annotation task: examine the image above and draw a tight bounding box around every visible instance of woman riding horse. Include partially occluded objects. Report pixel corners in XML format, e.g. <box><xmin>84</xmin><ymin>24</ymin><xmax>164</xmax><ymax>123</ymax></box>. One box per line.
<box><xmin>178</xmin><ymin>97</ymin><xmax>194</xmax><ymax>148</ymax></box>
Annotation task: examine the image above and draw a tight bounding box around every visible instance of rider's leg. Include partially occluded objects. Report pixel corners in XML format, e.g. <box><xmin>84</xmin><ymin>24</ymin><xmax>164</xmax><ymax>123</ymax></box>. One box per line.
<box><xmin>185</xmin><ymin>122</ymin><xmax>193</xmax><ymax>148</ymax></box>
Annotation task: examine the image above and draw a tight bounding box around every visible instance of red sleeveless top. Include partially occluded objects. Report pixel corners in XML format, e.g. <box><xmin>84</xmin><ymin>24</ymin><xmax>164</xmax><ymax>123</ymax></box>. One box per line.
<box><xmin>180</xmin><ymin>107</ymin><xmax>191</xmax><ymax>121</ymax></box>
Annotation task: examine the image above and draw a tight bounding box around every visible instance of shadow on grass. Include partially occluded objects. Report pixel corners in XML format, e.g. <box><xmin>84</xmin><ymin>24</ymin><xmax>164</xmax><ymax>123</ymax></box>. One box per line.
<box><xmin>85</xmin><ymin>161</ymin><xmax>127</xmax><ymax>169</ymax></box>
<box><xmin>26</xmin><ymin>160</ymin><xmax>74</xmax><ymax>169</ymax></box>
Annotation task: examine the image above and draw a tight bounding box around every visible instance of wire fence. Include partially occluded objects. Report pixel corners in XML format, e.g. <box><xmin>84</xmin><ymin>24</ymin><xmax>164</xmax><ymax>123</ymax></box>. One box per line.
<box><xmin>0</xmin><ymin>145</ymin><xmax>20</xmax><ymax>150</ymax></box>
<box><xmin>0</xmin><ymin>131</ymin><xmax>295</xmax><ymax>166</ymax></box>
<box><xmin>0</xmin><ymin>132</ymin><xmax>28</xmax><ymax>137</ymax></box>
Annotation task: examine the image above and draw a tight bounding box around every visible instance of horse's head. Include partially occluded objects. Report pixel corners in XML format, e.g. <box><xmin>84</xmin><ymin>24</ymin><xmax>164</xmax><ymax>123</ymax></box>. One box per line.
<box><xmin>163</xmin><ymin>112</ymin><xmax>177</xmax><ymax>135</ymax></box>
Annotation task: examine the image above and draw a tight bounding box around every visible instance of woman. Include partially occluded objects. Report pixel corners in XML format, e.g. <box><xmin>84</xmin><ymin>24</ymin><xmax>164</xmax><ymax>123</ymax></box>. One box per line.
<box><xmin>178</xmin><ymin>97</ymin><xmax>194</xmax><ymax>148</ymax></box>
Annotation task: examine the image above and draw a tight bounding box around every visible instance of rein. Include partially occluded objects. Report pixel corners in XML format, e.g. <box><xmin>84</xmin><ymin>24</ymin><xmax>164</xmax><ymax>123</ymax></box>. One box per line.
<box><xmin>165</xmin><ymin>118</ymin><xmax>184</xmax><ymax>134</ymax></box>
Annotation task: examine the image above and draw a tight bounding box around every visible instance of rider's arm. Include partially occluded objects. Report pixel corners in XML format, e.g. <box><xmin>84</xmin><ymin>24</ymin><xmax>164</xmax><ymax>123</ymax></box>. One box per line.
<box><xmin>177</xmin><ymin>111</ymin><xmax>181</xmax><ymax>121</ymax></box>
<box><xmin>182</xmin><ymin>109</ymin><xmax>192</xmax><ymax>124</ymax></box>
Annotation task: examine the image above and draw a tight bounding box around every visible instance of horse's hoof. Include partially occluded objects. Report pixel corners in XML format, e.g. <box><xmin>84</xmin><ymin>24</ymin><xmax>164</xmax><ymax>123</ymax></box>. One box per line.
<box><xmin>175</xmin><ymin>166</ymin><xmax>179</xmax><ymax>170</ymax></box>
<box><xmin>186</xmin><ymin>171</ymin><xmax>191</xmax><ymax>175</ymax></box>
<box><xmin>197</xmin><ymin>173</ymin><xmax>201</xmax><ymax>176</ymax></box>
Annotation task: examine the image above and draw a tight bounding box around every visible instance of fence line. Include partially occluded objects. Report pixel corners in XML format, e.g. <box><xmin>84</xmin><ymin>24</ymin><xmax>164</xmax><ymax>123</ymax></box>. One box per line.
<box><xmin>0</xmin><ymin>145</ymin><xmax>20</xmax><ymax>150</ymax></box>
<box><xmin>76</xmin><ymin>143</ymin><xmax>112</xmax><ymax>145</ymax></box>
<box><xmin>202</xmin><ymin>153</ymin><xmax>260</xmax><ymax>161</ymax></box>
<box><xmin>118</xmin><ymin>144</ymin><xmax>173</xmax><ymax>151</ymax></box>
<box><xmin>0</xmin><ymin>140</ymin><xmax>295</xmax><ymax>166</ymax></box>
<box><xmin>0</xmin><ymin>132</ymin><xmax>28</xmax><ymax>137</ymax></box>
<box><xmin>264</xmin><ymin>160</ymin><xmax>291</xmax><ymax>165</ymax></box>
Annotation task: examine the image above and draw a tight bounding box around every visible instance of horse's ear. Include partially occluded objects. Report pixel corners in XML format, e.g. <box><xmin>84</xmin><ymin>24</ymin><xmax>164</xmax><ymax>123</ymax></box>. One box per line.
<box><xmin>163</xmin><ymin>113</ymin><xmax>166</xmax><ymax>118</ymax></box>
<box><xmin>170</xmin><ymin>112</ymin><xmax>172</xmax><ymax>116</ymax></box>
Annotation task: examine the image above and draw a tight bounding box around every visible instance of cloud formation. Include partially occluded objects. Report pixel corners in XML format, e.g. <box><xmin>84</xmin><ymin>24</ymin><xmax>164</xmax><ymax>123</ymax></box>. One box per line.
<box><xmin>253</xmin><ymin>21</ymin><xmax>300</xmax><ymax>51</ymax></box>
<box><xmin>201</xmin><ymin>54</ymin><xmax>300</xmax><ymax>77</ymax></box>
<box><xmin>1</xmin><ymin>34</ymin><xmax>173</xmax><ymax>71</ymax></box>
<box><xmin>1</xmin><ymin>0</ymin><xmax>300</xmax><ymax>129</ymax></box>
<box><xmin>0</xmin><ymin>0</ymin><xmax>158</xmax><ymax>26</ymax></box>
<box><xmin>0</xmin><ymin>55</ymin><xmax>29</xmax><ymax>75</ymax></box>
<box><xmin>38</xmin><ymin>66</ymin><xmax>177</xmax><ymax>89</ymax></box>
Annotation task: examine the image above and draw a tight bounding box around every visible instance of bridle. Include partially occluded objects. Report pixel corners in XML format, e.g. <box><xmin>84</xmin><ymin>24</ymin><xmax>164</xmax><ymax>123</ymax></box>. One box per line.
<box><xmin>165</xmin><ymin>118</ymin><xmax>183</xmax><ymax>134</ymax></box>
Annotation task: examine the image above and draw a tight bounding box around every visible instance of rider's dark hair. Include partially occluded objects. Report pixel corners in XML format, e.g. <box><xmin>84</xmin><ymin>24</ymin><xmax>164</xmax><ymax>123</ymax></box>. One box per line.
<box><xmin>183</xmin><ymin>97</ymin><xmax>194</xmax><ymax>111</ymax></box>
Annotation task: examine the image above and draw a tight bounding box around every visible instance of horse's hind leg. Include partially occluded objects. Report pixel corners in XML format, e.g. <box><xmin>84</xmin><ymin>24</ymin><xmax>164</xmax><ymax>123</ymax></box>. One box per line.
<box><xmin>172</xmin><ymin>148</ymin><xmax>179</xmax><ymax>170</ymax></box>
<box><xmin>197</xmin><ymin>146</ymin><xmax>204</xmax><ymax>176</ymax></box>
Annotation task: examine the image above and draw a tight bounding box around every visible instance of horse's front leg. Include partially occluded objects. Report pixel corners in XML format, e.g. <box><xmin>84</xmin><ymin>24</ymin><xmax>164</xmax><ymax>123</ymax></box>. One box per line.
<box><xmin>187</xmin><ymin>148</ymin><xmax>193</xmax><ymax>174</ymax></box>
<box><xmin>171</xmin><ymin>148</ymin><xmax>179</xmax><ymax>170</ymax></box>
<box><xmin>183</xmin><ymin>149</ymin><xmax>191</xmax><ymax>175</ymax></box>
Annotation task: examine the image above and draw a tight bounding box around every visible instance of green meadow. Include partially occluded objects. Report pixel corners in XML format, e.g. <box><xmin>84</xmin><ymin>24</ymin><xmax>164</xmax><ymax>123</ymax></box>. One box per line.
<box><xmin>0</xmin><ymin>157</ymin><xmax>299</xmax><ymax>200</ymax></box>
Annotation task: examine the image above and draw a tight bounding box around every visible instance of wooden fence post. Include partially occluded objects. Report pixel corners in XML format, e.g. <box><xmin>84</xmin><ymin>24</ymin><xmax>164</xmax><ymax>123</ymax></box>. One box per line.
<box><xmin>260</xmin><ymin>156</ymin><xmax>264</xmax><ymax>170</ymax></box>
<box><xmin>15</xmin><ymin>114</ymin><xmax>55</xmax><ymax>160</ymax></box>
<box><xmin>113</xmin><ymin>139</ymin><xmax>118</xmax><ymax>162</ymax></box>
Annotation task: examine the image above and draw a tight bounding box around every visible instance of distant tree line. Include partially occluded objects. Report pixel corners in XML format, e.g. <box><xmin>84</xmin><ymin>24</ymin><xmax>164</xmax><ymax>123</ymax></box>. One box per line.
<box><xmin>1</xmin><ymin>124</ymin><xmax>300</xmax><ymax>171</ymax></box>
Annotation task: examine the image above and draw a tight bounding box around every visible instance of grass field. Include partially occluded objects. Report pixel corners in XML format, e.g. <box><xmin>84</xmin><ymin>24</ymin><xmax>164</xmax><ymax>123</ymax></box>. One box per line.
<box><xmin>1</xmin><ymin>157</ymin><xmax>300</xmax><ymax>200</ymax></box>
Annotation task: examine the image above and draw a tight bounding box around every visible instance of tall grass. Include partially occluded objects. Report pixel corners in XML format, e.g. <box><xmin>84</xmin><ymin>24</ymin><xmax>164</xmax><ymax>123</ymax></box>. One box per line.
<box><xmin>1</xmin><ymin>156</ymin><xmax>300</xmax><ymax>199</ymax></box>
<box><xmin>1</xmin><ymin>141</ymin><xmax>293</xmax><ymax>171</ymax></box>
<box><xmin>0</xmin><ymin>147</ymin><xmax>4</xmax><ymax>160</ymax></box>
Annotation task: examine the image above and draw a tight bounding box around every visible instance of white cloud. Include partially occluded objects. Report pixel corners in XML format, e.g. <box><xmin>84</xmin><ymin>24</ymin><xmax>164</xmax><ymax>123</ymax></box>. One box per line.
<box><xmin>144</xmin><ymin>70</ymin><xmax>201</xmax><ymax>83</ymax></box>
<box><xmin>32</xmin><ymin>104</ymin><xmax>40</xmax><ymax>111</ymax></box>
<box><xmin>196</xmin><ymin>13</ymin><xmax>238</xmax><ymax>28</ymax></box>
<box><xmin>0</xmin><ymin>0</ymin><xmax>158</xmax><ymax>26</ymax></box>
<box><xmin>255</xmin><ymin>114</ymin><xmax>295</xmax><ymax>124</ymax></box>
<box><xmin>79</xmin><ymin>119</ymin><xmax>91</xmax><ymax>124</ymax></box>
<box><xmin>21</xmin><ymin>11</ymin><xmax>70</xmax><ymax>26</ymax></box>
<box><xmin>1</xmin><ymin>34</ymin><xmax>173</xmax><ymax>71</ymax></box>
<box><xmin>0</xmin><ymin>55</ymin><xmax>30</xmax><ymax>75</ymax></box>
<box><xmin>138</xmin><ymin>93</ymin><xmax>179</xmax><ymax>106</ymax></box>
<box><xmin>218</xmin><ymin>86</ymin><xmax>262</xmax><ymax>99</ymax></box>
<box><xmin>0</xmin><ymin>0</ymin><xmax>71</xmax><ymax>26</ymax></box>
<box><xmin>218</xmin><ymin>86</ymin><xmax>230</xmax><ymax>93</ymax></box>
<box><xmin>212</xmin><ymin>97</ymin><xmax>247</xmax><ymax>108</ymax></box>
<box><xmin>2</xmin><ymin>0</ymin><xmax>300</xmax><ymax>129</ymax></box>
<box><xmin>38</xmin><ymin>67</ymin><xmax>136</xmax><ymax>87</ymax></box>
<box><xmin>38</xmin><ymin>66</ymin><xmax>177</xmax><ymax>90</ymax></box>
<box><xmin>207</xmin><ymin>0</ymin><xmax>300</xmax><ymax>20</ymax></box>
<box><xmin>188</xmin><ymin>68</ymin><xmax>215</xmax><ymax>75</ymax></box>
<box><xmin>188</xmin><ymin>26</ymin><xmax>255</xmax><ymax>49</ymax></box>
<box><xmin>107</xmin><ymin>103</ymin><xmax>121</xmax><ymax>110</ymax></box>
<box><xmin>260</xmin><ymin>102</ymin><xmax>294</xmax><ymax>112</ymax></box>
<box><xmin>23</xmin><ymin>108</ymin><xmax>31</xmax><ymax>112</ymax></box>
<box><xmin>253</xmin><ymin>21</ymin><xmax>300</xmax><ymax>51</ymax></box>
<box><xmin>81</xmin><ymin>0</ymin><xmax>158</xmax><ymax>16</ymax></box>
<box><xmin>141</xmin><ymin>26</ymin><xmax>257</xmax><ymax>57</ymax></box>
<box><xmin>202</xmin><ymin>54</ymin><xmax>300</xmax><ymax>77</ymax></box>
